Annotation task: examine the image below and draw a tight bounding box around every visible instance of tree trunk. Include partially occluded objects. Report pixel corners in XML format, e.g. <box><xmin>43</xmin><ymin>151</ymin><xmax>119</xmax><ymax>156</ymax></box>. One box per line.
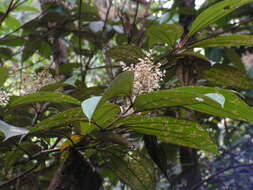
<box><xmin>48</xmin><ymin>149</ymin><xmax>102</xmax><ymax>190</ymax></box>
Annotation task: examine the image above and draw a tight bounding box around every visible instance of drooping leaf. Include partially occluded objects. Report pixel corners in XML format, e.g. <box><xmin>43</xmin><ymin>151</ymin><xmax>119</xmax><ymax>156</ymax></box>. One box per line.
<box><xmin>115</xmin><ymin>116</ymin><xmax>218</xmax><ymax>153</ymax></box>
<box><xmin>203</xmin><ymin>64</ymin><xmax>253</xmax><ymax>89</ymax></box>
<box><xmin>133</xmin><ymin>88</ymin><xmax>222</xmax><ymax>112</ymax></box>
<box><xmin>9</xmin><ymin>92</ymin><xmax>81</xmax><ymax>108</ymax></box>
<box><xmin>81</xmin><ymin>96</ymin><xmax>102</xmax><ymax>121</ymax></box>
<box><xmin>147</xmin><ymin>24</ymin><xmax>183</xmax><ymax>47</ymax></box>
<box><xmin>0</xmin><ymin>67</ymin><xmax>9</xmax><ymax>86</ymax></box>
<box><xmin>0</xmin><ymin>120</ymin><xmax>29</xmax><ymax>140</ymax></box>
<box><xmin>189</xmin><ymin>0</ymin><xmax>253</xmax><ymax>36</ymax></box>
<box><xmin>105</xmin><ymin>151</ymin><xmax>156</xmax><ymax>190</ymax></box>
<box><xmin>191</xmin><ymin>35</ymin><xmax>253</xmax><ymax>48</ymax></box>
<box><xmin>106</xmin><ymin>45</ymin><xmax>144</xmax><ymax>64</ymax></box>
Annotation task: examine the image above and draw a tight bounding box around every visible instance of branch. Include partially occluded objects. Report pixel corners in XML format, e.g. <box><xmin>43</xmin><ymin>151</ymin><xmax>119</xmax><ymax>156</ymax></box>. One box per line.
<box><xmin>190</xmin><ymin>163</ymin><xmax>253</xmax><ymax>190</ymax></box>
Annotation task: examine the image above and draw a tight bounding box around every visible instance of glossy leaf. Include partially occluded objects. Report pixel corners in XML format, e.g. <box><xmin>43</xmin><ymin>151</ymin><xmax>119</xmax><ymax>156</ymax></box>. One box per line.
<box><xmin>115</xmin><ymin>116</ymin><xmax>218</xmax><ymax>153</ymax></box>
<box><xmin>177</xmin><ymin>86</ymin><xmax>253</xmax><ymax>123</ymax></box>
<box><xmin>32</xmin><ymin>108</ymin><xmax>87</xmax><ymax>132</ymax></box>
<box><xmin>191</xmin><ymin>35</ymin><xmax>253</xmax><ymax>48</ymax></box>
<box><xmin>9</xmin><ymin>92</ymin><xmax>81</xmax><ymax>108</ymax></box>
<box><xmin>189</xmin><ymin>0</ymin><xmax>253</xmax><ymax>36</ymax></box>
<box><xmin>0</xmin><ymin>120</ymin><xmax>29</xmax><ymax>140</ymax></box>
<box><xmin>133</xmin><ymin>88</ymin><xmax>222</xmax><ymax>112</ymax></box>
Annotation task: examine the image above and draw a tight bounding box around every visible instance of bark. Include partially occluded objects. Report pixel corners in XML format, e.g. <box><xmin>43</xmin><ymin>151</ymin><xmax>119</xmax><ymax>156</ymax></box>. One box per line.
<box><xmin>48</xmin><ymin>150</ymin><xmax>102</xmax><ymax>190</ymax></box>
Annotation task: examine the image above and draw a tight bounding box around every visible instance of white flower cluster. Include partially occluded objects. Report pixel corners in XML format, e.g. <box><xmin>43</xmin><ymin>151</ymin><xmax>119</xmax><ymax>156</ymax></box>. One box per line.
<box><xmin>241</xmin><ymin>52</ymin><xmax>253</xmax><ymax>68</ymax></box>
<box><xmin>21</xmin><ymin>70</ymin><xmax>60</xmax><ymax>95</ymax></box>
<box><xmin>0</xmin><ymin>90</ymin><xmax>9</xmax><ymax>107</ymax></box>
<box><xmin>122</xmin><ymin>53</ymin><xmax>165</xmax><ymax>96</ymax></box>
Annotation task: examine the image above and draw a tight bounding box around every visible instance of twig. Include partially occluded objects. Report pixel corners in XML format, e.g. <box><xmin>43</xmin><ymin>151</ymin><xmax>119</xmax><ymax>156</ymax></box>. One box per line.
<box><xmin>190</xmin><ymin>163</ymin><xmax>253</xmax><ymax>190</ymax></box>
<box><xmin>101</xmin><ymin>0</ymin><xmax>113</xmax><ymax>39</ymax></box>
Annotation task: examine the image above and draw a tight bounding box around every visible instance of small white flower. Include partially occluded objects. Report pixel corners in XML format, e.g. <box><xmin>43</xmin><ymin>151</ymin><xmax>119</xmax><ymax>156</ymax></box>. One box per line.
<box><xmin>21</xmin><ymin>70</ymin><xmax>60</xmax><ymax>95</ymax></box>
<box><xmin>122</xmin><ymin>52</ymin><xmax>165</xmax><ymax>96</ymax></box>
<box><xmin>0</xmin><ymin>90</ymin><xmax>9</xmax><ymax>107</ymax></box>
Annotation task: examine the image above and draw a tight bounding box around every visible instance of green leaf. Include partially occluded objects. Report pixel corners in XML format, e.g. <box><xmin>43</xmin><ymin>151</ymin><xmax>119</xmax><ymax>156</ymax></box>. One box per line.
<box><xmin>203</xmin><ymin>64</ymin><xmax>253</xmax><ymax>89</ymax></box>
<box><xmin>177</xmin><ymin>86</ymin><xmax>253</xmax><ymax>123</ymax></box>
<box><xmin>40</xmin><ymin>83</ymin><xmax>69</xmax><ymax>92</ymax></box>
<box><xmin>22</xmin><ymin>39</ymin><xmax>41</xmax><ymax>62</ymax></box>
<box><xmin>64</xmin><ymin>75</ymin><xmax>78</xmax><ymax>87</ymax></box>
<box><xmin>225</xmin><ymin>48</ymin><xmax>245</xmax><ymax>72</ymax></box>
<box><xmin>38</xmin><ymin>41</ymin><xmax>51</xmax><ymax>58</ymax></box>
<box><xmin>81</xmin><ymin>96</ymin><xmax>102</xmax><ymax>121</ymax></box>
<box><xmin>189</xmin><ymin>0</ymin><xmax>253</xmax><ymax>36</ymax></box>
<box><xmin>147</xmin><ymin>24</ymin><xmax>183</xmax><ymax>47</ymax></box>
<box><xmin>0</xmin><ymin>67</ymin><xmax>8</xmax><ymax>86</ymax></box>
<box><xmin>32</xmin><ymin>108</ymin><xmax>87</xmax><ymax>133</ymax></box>
<box><xmin>15</xmin><ymin>5</ymin><xmax>40</xmax><ymax>12</ymax></box>
<box><xmin>0</xmin><ymin>120</ymin><xmax>29</xmax><ymax>140</ymax></box>
<box><xmin>93</xmin><ymin>103</ymin><xmax>120</xmax><ymax>127</ymax></box>
<box><xmin>133</xmin><ymin>89</ymin><xmax>222</xmax><ymax>112</ymax></box>
<box><xmin>105</xmin><ymin>151</ymin><xmax>156</xmax><ymax>190</ymax></box>
<box><xmin>99</xmin><ymin>71</ymin><xmax>134</xmax><ymax>105</ymax></box>
<box><xmin>0</xmin><ymin>47</ymin><xmax>12</xmax><ymax>59</ymax></box>
<box><xmin>5</xmin><ymin>16</ymin><xmax>21</xmax><ymax>30</ymax></box>
<box><xmin>0</xmin><ymin>36</ymin><xmax>25</xmax><ymax>46</ymax></box>
<box><xmin>106</xmin><ymin>45</ymin><xmax>144</xmax><ymax>64</ymax></box>
<box><xmin>9</xmin><ymin>92</ymin><xmax>81</xmax><ymax>108</ymax></box>
<box><xmin>191</xmin><ymin>35</ymin><xmax>253</xmax><ymax>48</ymax></box>
<box><xmin>116</xmin><ymin>116</ymin><xmax>217</xmax><ymax>153</ymax></box>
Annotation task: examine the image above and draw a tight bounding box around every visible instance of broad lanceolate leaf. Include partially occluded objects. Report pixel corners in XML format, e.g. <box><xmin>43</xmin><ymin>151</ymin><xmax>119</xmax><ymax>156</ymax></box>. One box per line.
<box><xmin>177</xmin><ymin>86</ymin><xmax>253</xmax><ymax>123</ymax></box>
<box><xmin>115</xmin><ymin>116</ymin><xmax>218</xmax><ymax>153</ymax></box>
<box><xmin>147</xmin><ymin>24</ymin><xmax>183</xmax><ymax>47</ymax></box>
<box><xmin>105</xmin><ymin>151</ymin><xmax>156</xmax><ymax>190</ymax></box>
<box><xmin>0</xmin><ymin>67</ymin><xmax>8</xmax><ymax>86</ymax></box>
<box><xmin>32</xmin><ymin>108</ymin><xmax>87</xmax><ymax>133</ymax></box>
<box><xmin>203</xmin><ymin>64</ymin><xmax>253</xmax><ymax>89</ymax></box>
<box><xmin>106</xmin><ymin>45</ymin><xmax>144</xmax><ymax>64</ymax></box>
<box><xmin>99</xmin><ymin>71</ymin><xmax>134</xmax><ymax>105</ymax></box>
<box><xmin>81</xmin><ymin>96</ymin><xmax>102</xmax><ymax>121</ymax></box>
<box><xmin>0</xmin><ymin>120</ymin><xmax>29</xmax><ymax>140</ymax></box>
<box><xmin>9</xmin><ymin>92</ymin><xmax>81</xmax><ymax>108</ymax></box>
<box><xmin>93</xmin><ymin>103</ymin><xmax>120</xmax><ymax>127</ymax></box>
<box><xmin>191</xmin><ymin>35</ymin><xmax>253</xmax><ymax>48</ymax></box>
<box><xmin>133</xmin><ymin>89</ymin><xmax>222</xmax><ymax>112</ymax></box>
<box><xmin>189</xmin><ymin>0</ymin><xmax>253</xmax><ymax>36</ymax></box>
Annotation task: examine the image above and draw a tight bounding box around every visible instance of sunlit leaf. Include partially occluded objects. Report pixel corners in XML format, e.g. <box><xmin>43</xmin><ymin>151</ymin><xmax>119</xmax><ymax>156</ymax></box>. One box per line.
<box><xmin>189</xmin><ymin>0</ymin><xmax>253</xmax><ymax>36</ymax></box>
<box><xmin>0</xmin><ymin>120</ymin><xmax>29</xmax><ymax>140</ymax></box>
